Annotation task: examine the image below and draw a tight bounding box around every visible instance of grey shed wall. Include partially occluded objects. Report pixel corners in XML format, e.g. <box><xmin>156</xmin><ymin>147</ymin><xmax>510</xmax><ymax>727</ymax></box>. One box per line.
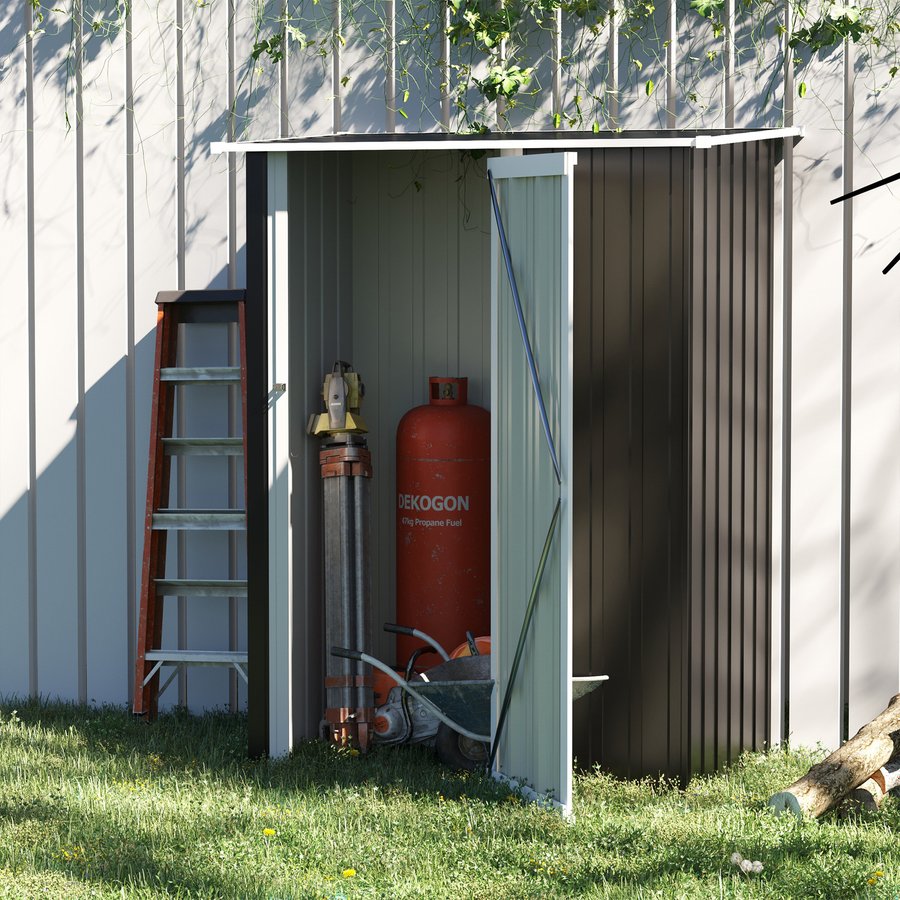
<box><xmin>571</xmin><ymin>144</ymin><xmax>775</xmax><ymax>781</ymax></box>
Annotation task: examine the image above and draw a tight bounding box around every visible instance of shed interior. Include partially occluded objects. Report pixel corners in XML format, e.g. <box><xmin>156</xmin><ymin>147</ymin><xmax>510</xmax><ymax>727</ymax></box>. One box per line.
<box><xmin>276</xmin><ymin>139</ymin><xmax>776</xmax><ymax>782</ymax></box>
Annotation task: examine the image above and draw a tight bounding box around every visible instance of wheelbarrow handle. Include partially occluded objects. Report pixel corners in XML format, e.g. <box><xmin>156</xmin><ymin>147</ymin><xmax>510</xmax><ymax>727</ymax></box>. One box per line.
<box><xmin>330</xmin><ymin>646</ymin><xmax>363</xmax><ymax>662</ymax></box>
<box><xmin>382</xmin><ymin>623</ymin><xmax>450</xmax><ymax>661</ymax></box>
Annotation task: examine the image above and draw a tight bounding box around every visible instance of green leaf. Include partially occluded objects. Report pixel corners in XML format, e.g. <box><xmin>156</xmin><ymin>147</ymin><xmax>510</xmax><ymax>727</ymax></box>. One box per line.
<box><xmin>645</xmin><ymin>79</ymin><xmax>654</xmax><ymax>96</ymax></box>
<box><xmin>798</xmin><ymin>81</ymin><xmax>808</xmax><ymax>97</ymax></box>
<box><xmin>403</xmin><ymin>89</ymin><xmax>410</xmax><ymax>102</ymax></box>
<box><xmin>592</xmin><ymin>121</ymin><xmax>600</xmax><ymax>133</ymax></box>
<box><xmin>553</xmin><ymin>112</ymin><xmax>562</xmax><ymax>128</ymax></box>
<box><xmin>399</xmin><ymin>108</ymin><xmax>409</xmax><ymax>119</ymax></box>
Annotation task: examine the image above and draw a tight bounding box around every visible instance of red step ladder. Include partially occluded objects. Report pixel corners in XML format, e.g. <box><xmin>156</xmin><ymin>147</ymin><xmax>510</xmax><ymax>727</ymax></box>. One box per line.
<box><xmin>133</xmin><ymin>290</ymin><xmax>248</xmax><ymax>720</ymax></box>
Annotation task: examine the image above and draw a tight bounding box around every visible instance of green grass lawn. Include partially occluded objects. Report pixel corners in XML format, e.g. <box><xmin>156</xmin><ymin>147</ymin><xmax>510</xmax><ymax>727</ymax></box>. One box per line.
<box><xmin>0</xmin><ymin>701</ymin><xmax>897</xmax><ymax>898</ymax></box>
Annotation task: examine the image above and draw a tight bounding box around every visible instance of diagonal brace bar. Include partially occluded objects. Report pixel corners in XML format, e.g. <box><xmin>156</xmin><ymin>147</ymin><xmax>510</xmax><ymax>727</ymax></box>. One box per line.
<box><xmin>488</xmin><ymin>169</ymin><xmax>561</xmax><ymax>485</ymax></box>
<box><xmin>488</xmin><ymin>498</ymin><xmax>561</xmax><ymax>771</ymax></box>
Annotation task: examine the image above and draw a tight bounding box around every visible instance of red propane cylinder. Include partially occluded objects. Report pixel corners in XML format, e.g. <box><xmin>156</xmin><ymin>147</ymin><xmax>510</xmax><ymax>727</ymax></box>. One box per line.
<box><xmin>395</xmin><ymin>377</ymin><xmax>490</xmax><ymax>666</ymax></box>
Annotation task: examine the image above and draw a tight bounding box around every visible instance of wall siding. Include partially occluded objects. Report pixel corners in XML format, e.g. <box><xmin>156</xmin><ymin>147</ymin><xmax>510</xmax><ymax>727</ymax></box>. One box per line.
<box><xmin>0</xmin><ymin>0</ymin><xmax>896</xmax><ymax>751</ymax></box>
<box><xmin>350</xmin><ymin>150</ymin><xmax>492</xmax><ymax>665</ymax></box>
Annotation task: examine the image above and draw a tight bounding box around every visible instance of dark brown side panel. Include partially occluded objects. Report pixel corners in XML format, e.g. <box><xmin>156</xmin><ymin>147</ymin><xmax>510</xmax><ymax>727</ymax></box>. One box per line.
<box><xmin>686</xmin><ymin>144</ymin><xmax>774</xmax><ymax>776</ymax></box>
<box><xmin>573</xmin><ymin>142</ymin><xmax>775</xmax><ymax>781</ymax></box>
<box><xmin>572</xmin><ymin>147</ymin><xmax>690</xmax><ymax>780</ymax></box>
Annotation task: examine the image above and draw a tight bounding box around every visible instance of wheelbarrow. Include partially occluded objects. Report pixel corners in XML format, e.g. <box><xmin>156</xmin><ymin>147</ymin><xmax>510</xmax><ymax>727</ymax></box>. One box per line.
<box><xmin>332</xmin><ymin>622</ymin><xmax>609</xmax><ymax>770</ymax></box>
<box><xmin>332</xmin><ymin>630</ymin><xmax>493</xmax><ymax>769</ymax></box>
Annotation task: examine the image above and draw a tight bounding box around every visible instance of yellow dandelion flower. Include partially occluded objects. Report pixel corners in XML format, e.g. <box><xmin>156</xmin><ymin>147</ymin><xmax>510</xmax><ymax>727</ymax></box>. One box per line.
<box><xmin>868</xmin><ymin>878</ymin><xmax>877</xmax><ymax>886</ymax></box>
<box><xmin>342</xmin><ymin>868</ymin><xmax>356</xmax><ymax>878</ymax></box>
<box><xmin>875</xmin><ymin>870</ymin><xmax>885</xmax><ymax>877</ymax></box>
<box><xmin>263</xmin><ymin>828</ymin><xmax>276</xmax><ymax>837</ymax></box>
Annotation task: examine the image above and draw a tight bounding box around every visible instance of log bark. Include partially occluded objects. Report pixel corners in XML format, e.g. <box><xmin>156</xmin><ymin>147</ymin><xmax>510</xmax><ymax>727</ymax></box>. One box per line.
<box><xmin>768</xmin><ymin>693</ymin><xmax>900</xmax><ymax>819</ymax></box>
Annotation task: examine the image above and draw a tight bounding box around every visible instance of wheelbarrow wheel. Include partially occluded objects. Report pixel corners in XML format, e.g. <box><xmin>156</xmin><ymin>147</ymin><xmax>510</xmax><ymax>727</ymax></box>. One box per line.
<box><xmin>435</xmin><ymin>722</ymin><xmax>488</xmax><ymax>771</ymax></box>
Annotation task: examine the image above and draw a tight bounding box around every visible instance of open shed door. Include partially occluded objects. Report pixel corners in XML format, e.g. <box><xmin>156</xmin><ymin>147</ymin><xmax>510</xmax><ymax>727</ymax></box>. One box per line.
<box><xmin>488</xmin><ymin>153</ymin><xmax>576</xmax><ymax>815</ymax></box>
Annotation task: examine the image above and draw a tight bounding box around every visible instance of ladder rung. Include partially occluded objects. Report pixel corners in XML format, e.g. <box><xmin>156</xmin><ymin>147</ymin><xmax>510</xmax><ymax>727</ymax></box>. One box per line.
<box><xmin>160</xmin><ymin>367</ymin><xmax>241</xmax><ymax>384</ymax></box>
<box><xmin>152</xmin><ymin>510</ymin><xmax>246</xmax><ymax>530</ymax></box>
<box><xmin>162</xmin><ymin>438</ymin><xmax>244</xmax><ymax>456</ymax></box>
<box><xmin>145</xmin><ymin>650</ymin><xmax>248</xmax><ymax>665</ymax></box>
<box><xmin>155</xmin><ymin>579</ymin><xmax>248</xmax><ymax>597</ymax></box>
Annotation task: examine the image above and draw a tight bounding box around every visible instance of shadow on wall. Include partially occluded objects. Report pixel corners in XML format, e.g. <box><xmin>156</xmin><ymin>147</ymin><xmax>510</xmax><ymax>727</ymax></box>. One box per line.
<box><xmin>0</xmin><ymin>245</ymin><xmax>249</xmax><ymax>714</ymax></box>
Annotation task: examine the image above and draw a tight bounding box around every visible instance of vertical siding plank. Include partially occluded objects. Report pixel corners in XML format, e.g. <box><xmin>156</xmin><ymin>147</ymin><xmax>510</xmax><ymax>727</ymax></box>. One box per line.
<box><xmin>742</xmin><ymin>143</ymin><xmax>758</xmax><ymax>750</ymax></box>
<box><xmin>628</xmin><ymin>150</ymin><xmax>644</xmax><ymax>772</ymax></box>
<box><xmin>571</xmin><ymin>150</ymin><xmax>593</xmax><ymax>768</ymax></box>
<box><xmin>456</xmin><ymin>157</ymin><xmax>491</xmax><ymax>407</ymax></box>
<box><xmin>599</xmin><ymin>149</ymin><xmax>633</xmax><ymax>775</ymax></box>
<box><xmin>640</xmin><ymin>148</ymin><xmax>672</xmax><ymax>775</ymax></box>
<box><xmin>0</xmin><ymin>9</ymin><xmax>32</xmax><ymax>698</ymax></box>
<box><xmin>702</xmin><ymin>148</ymin><xmax>717</xmax><ymax>771</ymax></box>
<box><xmin>676</xmin><ymin>0</ymin><xmax>724</xmax><ymax>128</ymax></box>
<box><xmin>349</xmin><ymin>152</ymin><xmax>385</xmax><ymax>657</ymax></box>
<box><xmin>728</xmin><ymin>143</ymin><xmax>744</xmax><ymax>761</ymax></box>
<box><xmin>837</xmin><ymin>39</ymin><xmax>854</xmax><ymax>743</ymax></box>
<box><xmin>125</xmin><ymin>0</ymin><xmax>138</xmax><ymax>707</ymax></box>
<box><xmin>288</xmin><ymin>153</ymin><xmax>325</xmax><ymax>737</ymax></box>
<box><xmin>82</xmin><ymin>8</ymin><xmax>129</xmax><ymax>705</ymax></box>
<box><xmin>788</xmin><ymin>62</ymin><xmax>844</xmax><ymax>751</ymax></box>
<box><xmin>607</xmin><ymin>0</ymin><xmax>619</xmax><ymax>125</ymax></box>
<box><xmin>846</xmin><ymin>60</ymin><xmax>900</xmax><ymax>735</ymax></box>
<box><xmin>757</xmin><ymin>142</ymin><xmax>773</xmax><ymax>750</ymax></box>
<box><xmin>669</xmin><ymin>148</ymin><xmax>688</xmax><ymax>780</ymax></box>
<box><xmin>131</xmin><ymin>0</ymin><xmax>178</xmax><ymax>708</ymax></box>
<box><xmin>181</xmin><ymin>0</ymin><xmax>238</xmax><ymax>712</ymax></box>
<box><xmin>716</xmin><ymin>145</ymin><xmax>732</xmax><ymax>767</ymax></box>
<box><xmin>30</xmin><ymin>10</ymin><xmax>80</xmax><ymax>700</ymax></box>
<box><xmin>688</xmin><ymin>148</ymin><xmax>705</xmax><ymax>775</ymax></box>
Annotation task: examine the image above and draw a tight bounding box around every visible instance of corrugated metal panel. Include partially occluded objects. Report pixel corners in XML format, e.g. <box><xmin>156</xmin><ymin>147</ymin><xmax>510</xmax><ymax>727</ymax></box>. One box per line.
<box><xmin>688</xmin><ymin>143</ymin><xmax>774</xmax><ymax>775</ymax></box>
<box><xmin>350</xmin><ymin>151</ymin><xmax>492</xmax><ymax>664</ymax></box>
<box><xmin>0</xmin><ymin>6</ymin><xmax>32</xmax><ymax>699</ymax></box>
<box><xmin>286</xmin><ymin>151</ymin><xmax>354</xmax><ymax>738</ymax></box>
<box><xmin>489</xmin><ymin>154</ymin><xmax>574</xmax><ymax>811</ymax></box>
<box><xmin>572</xmin><ymin>145</ymin><xmax>772</xmax><ymax>781</ymax></box>
<box><xmin>32</xmin><ymin>17</ymin><xmax>80</xmax><ymax>701</ymax></box>
<box><xmin>571</xmin><ymin>147</ymin><xmax>690</xmax><ymax>780</ymax></box>
<box><xmin>83</xmin><ymin>10</ymin><xmax>129</xmax><ymax>704</ymax></box>
<box><xmin>0</xmin><ymin>0</ymin><xmax>895</xmax><ymax>755</ymax></box>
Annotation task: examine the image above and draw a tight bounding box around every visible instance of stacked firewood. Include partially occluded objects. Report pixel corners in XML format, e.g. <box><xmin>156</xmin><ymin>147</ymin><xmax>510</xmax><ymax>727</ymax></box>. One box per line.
<box><xmin>768</xmin><ymin>693</ymin><xmax>900</xmax><ymax>818</ymax></box>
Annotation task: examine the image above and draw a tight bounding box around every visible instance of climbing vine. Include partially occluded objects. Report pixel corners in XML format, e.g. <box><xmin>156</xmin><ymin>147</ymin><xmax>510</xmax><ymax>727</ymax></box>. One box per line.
<box><xmin>11</xmin><ymin>0</ymin><xmax>900</xmax><ymax>133</ymax></box>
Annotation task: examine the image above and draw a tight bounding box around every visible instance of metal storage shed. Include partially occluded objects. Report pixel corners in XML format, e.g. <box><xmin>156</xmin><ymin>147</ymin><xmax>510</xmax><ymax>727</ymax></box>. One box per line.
<box><xmin>214</xmin><ymin>128</ymin><xmax>800</xmax><ymax>813</ymax></box>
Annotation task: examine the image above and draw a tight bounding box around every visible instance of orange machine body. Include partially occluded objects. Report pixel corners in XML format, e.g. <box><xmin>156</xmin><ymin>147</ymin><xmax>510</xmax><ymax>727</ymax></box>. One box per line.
<box><xmin>396</xmin><ymin>377</ymin><xmax>490</xmax><ymax>665</ymax></box>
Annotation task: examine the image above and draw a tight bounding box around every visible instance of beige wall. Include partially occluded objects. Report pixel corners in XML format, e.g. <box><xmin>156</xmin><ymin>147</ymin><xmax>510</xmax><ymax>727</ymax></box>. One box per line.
<box><xmin>0</xmin><ymin>1</ymin><xmax>897</xmax><ymax>747</ymax></box>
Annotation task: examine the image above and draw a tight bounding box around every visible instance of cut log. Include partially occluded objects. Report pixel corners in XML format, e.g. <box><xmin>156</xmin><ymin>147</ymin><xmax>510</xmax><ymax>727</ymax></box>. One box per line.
<box><xmin>768</xmin><ymin>693</ymin><xmax>900</xmax><ymax>819</ymax></box>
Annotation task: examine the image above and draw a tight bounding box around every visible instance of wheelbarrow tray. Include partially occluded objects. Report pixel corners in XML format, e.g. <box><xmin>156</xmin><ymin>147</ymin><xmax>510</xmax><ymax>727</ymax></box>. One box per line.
<box><xmin>408</xmin><ymin>654</ymin><xmax>493</xmax><ymax>737</ymax></box>
<box><xmin>410</xmin><ymin>679</ymin><xmax>493</xmax><ymax>737</ymax></box>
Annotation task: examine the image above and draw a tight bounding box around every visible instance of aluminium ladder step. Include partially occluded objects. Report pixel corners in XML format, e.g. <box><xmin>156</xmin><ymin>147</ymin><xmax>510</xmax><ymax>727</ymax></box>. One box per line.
<box><xmin>141</xmin><ymin>649</ymin><xmax>249</xmax><ymax>692</ymax></box>
<box><xmin>155</xmin><ymin>579</ymin><xmax>248</xmax><ymax>597</ymax></box>
<box><xmin>145</xmin><ymin>650</ymin><xmax>248</xmax><ymax>665</ymax></box>
<box><xmin>159</xmin><ymin>366</ymin><xmax>241</xmax><ymax>384</ymax></box>
<box><xmin>152</xmin><ymin>509</ymin><xmax>246</xmax><ymax>530</ymax></box>
<box><xmin>162</xmin><ymin>437</ymin><xmax>244</xmax><ymax>456</ymax></box>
